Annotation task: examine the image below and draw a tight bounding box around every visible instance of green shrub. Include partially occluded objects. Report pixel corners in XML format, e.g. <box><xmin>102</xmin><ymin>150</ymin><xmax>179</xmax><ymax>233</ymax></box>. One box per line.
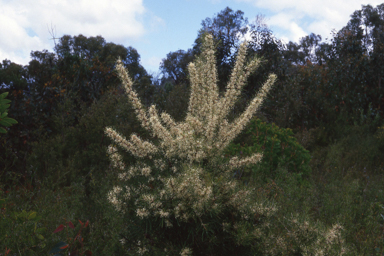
<box><xmin>0</xmin><ymin>92</ymin><xmax>18</xmax><ymax>134</ymax></box>
<box><xmin>0</xmin><ymin>91</ymin><xmax>19</xmax><ymax>184</ymax></box>
<box><xmin>26</xmin><ymin>84</ymin><xmax>150</xmax><ymax>193</ymax></box>
<box><xmin>25</xmin><ymin>86</ymin><xmax>150</xmax><ymax>255</ymax></box>
<box><xmin>223</xmin><ymin>117</ymin><xmax>312</xmax><ymax>187</ymax></box>
<box><xmin>0</xmin><ymin>186</ymin><xmax>47</xmax><ymax>255</ymax></box>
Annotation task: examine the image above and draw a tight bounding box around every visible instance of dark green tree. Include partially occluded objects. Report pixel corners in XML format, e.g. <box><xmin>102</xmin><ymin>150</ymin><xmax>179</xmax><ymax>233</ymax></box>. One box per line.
<box><xmin>0</xmin><ymin>34</ymin><xmax>158</xmax><ymax>189</ymax></box>
<box><xmin>318</xmin><ymin>4</ymin><xmax>384</xmax><ymax>125</ymax></box>
<box><xmin>159</xmin><ymin>49</ymin><xmax>194</xmax><ymax>87</ymax></box>
<box><xmin>0</xmin><ymin>60</ymin><xmax>29</xmax><ymax>92</ymax></box>
<box><xmin>193</xmin><ymin>7</ymin><xmax>249</xmax><ymax>93</ymax></box>
<box><xmin>52</xmin><ymin>34</ymin><xmax>152</xmax><ymax>111</ymax></box>
<box><xmin>263</xmin><ymin>3</ymin><xmax>384</xmax><ymax>135</ymax></box>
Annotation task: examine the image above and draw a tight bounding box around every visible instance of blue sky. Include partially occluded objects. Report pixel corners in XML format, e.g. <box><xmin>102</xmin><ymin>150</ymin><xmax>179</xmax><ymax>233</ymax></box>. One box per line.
<box><xmin>1</xmin><ymin>0</ymin><xmax>383</xmax><ymax>76</ymax></box>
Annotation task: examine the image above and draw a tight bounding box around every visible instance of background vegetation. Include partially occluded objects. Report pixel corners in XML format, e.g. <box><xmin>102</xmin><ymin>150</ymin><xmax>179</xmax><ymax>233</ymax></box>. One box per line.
<box><xmin>1</xmin><ymin>4</ymin><xmax>384</xmax><ymax>255</ymax></box>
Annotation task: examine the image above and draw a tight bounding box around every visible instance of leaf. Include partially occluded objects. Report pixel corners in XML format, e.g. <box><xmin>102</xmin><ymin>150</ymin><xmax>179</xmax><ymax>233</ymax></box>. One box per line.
<box><xmin>0</xmin><ymin>104</ymin><xmax>10</xmax><ymax>113</ymax></box>
<box><xmin>34</xmin><ymin>215</ymin><xmax>43</xmax><ymax>221</ymax></box>
<box><xmin>68</xmin><ymin>221</ymin><xmax>75</xmax><ymax>229</ymax></box>
<box><xmin>53</xmin><ymin>224</ymin><xmax>65</xmax><ymax>233</ymax></box>
<box><xmin>60</xmin><ymin>244</ymin><xmax>69</xmax><ymax>249</ymax></box>
<box><xmin>28</xmin><ymin>211</ymin><xmax>37</xmax><ymax>220</ymax></box>
<box><xmin>85</xmin><ymin>220</ymin><xmax>89</xmax><ymax>227</ymax></box>
<box><xmin>36</xmin><ymin>234</ymin><xmax>45</xmax><ymax>240</ymax></box>
<box><xmin>0</xmin><ymin>127</ymin><xmax>6</xmax><ymax>133</ymax></box>
<box><xmin>20</xmin><ymin>209</ymin><xmax>28</xmax><ymax>218</ymax></box>
<box><xmin>78</xmin><ymin>220</ymin><xmax>83</xmax><ymax>226</ymax></box>
<box><xmin>0</xmin><ymin>92</ymin><xmax>9</xmax><ymax>99</ymax></box>
<box><xmin>0</xmin><ymin>119</ymin><xmax>12</xmax><ymax>127</ymax></box>
<box><xmin>2</xmin><ymin>117</ymin><xmax>17</xmax><ymax>125</ymax></box>
<box><xmin>36</xmin><ymin>227</ymin><xmax>46</xmax><ymax>233</ymax></box>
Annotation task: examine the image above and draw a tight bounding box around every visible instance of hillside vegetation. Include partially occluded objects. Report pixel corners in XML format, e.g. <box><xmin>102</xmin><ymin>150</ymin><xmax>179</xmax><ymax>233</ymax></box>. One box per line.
<box><xmin>1</xmin><ymin>4</ymin><xmax>384</xmax><ymax>255</ymax></box>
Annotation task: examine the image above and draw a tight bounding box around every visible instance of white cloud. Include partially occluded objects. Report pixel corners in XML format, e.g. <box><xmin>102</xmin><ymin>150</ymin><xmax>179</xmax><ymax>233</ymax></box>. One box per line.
<box><xmin>267</xmin><ymin>12</ymin><xmax>307</xmax><ymax>42</ymax></box>
<box><xmin>143</xmin><ymin>56</ymin><xmax>162</xmax><ymax>72</ymax></box>
<box><xmin>148</xmin><ymin>14</ymin><xmax>166</xmax><ymax>32</ymax></box>
<box><xmin>0</xmin><ymin>0</ymin><xmax>151</xmax><ymax>66</ymax></box>
<box><xmin>236</xmin><ymin>0</ymin><xmax>384</xmax><ymax>45</ymax></box>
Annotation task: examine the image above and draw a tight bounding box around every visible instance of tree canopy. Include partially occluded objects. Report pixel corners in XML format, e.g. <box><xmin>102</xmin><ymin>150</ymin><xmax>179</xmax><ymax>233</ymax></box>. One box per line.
<box><xmin>1</xmin><ymin>3</ymin><xmax>384</xmax><ymax>199</ymax></box>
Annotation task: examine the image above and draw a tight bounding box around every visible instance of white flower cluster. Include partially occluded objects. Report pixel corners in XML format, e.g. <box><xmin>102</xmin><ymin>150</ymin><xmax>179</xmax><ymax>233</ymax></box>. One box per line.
<box><xmin>180</xmin><ymin>247</ymin><xmax>192</xmax><ymax>256</ymax></box>
<box><xmin>104</xmin><ymin>33</ymin><xmax>277</xmax><ymax>253</ymax></box>
<box><xmin>105</xmin><ymin>33</ymin><xmax>276</xmax><ymax>169</ymax></box>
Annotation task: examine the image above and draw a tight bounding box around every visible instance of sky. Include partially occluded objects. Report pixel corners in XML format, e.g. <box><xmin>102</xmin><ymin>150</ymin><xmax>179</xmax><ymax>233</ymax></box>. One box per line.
<box><xmin>1</xmin><ymin>0</ymin><xmax>383</xmax><ymax>76</ymax></box>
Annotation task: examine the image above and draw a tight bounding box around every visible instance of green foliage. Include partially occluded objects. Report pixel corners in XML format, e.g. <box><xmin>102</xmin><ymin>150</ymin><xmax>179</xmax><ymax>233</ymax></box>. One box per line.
<box><xmin>158</xmin><ymin>83</ymin><xmax>191</xmax><ymax>122</ymax></box>
<box><xmin>160</xmin><ymin>49</ymin><xmax>194</xmax><ymax>87</ymax></box>
<box><xmin>24</xmin><ymin>86</ymin><xmax>156</xmax><ymax>255</ymax></box>
<box><xmin>51</xmin><ymin>34</ymin><xmax>153</xmax><ymax>114</ymax></box>
<box><xmin>0</xmin><ymin>173</ymin><xmax>128</xmax><ymax>255</ymax></box>
<box><xmin>251</xmin><ymin>4</ymin><xmax>384</xmax><ymax>135</ymax></box>
<box><xmin>0</xmin><ymin>59</ymin><xmax>29</xmax><ymax>91</ymax></box>
<box><xmin>223</xmin><ymin>117</ymin><xmax>312</xmax><ymax>187</ymax></box>
<box><xmin>0</xmin><ymin>191</ymin><xmax>47</xmax><ymax>255</ymax></box>
<box><xmin>0</xmin><ymin>92</ymin><xmax>19</xmax><ymax>183</ymax></box>
<box><xmin>0</xmin><ymin>92</ymin><xmax>18</xmax><ymax>134</ymax></box>
<box><xmin>0</xmin><ymin>34</ymin><xmax>155</xmax><ymax>186</ymax></box>
<box><xmin>26</xmin><ymin>85</ymin><xmax>146</xmax><ymax>192</ymax></box>
<box><xmin>325</xmin><ymin>124</ymin><xmax>384</xmax><ymax>177</ymax></box>
<box><xmin>351</xmin><ymin>102</ymin><xmax>383</xmax><ymax>131</ymax></box>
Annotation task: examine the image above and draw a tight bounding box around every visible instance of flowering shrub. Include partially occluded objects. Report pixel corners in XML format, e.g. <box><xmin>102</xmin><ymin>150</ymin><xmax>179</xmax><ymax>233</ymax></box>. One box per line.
<box><xmin>104</xmin><ymin>34</ymin><xmax>350</xmax><ymax>255</ymax></box>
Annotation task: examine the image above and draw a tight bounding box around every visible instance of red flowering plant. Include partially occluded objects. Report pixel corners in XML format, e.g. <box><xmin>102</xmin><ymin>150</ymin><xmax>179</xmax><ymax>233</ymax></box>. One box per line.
<box><xmin>49</xmin><ymin>219</ymin><xmax>92</xmax><ymax>256</ymax></box>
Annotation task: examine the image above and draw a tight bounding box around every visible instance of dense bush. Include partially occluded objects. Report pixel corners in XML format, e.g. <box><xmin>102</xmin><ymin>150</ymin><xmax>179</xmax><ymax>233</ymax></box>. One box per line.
<box><xmin>26</xmin><ymin>83</ymin><xmax>153</xmax><ymax>191</ymax></box>
<box><xmin>222</xmin><ymin>117</ymin><xmax>312</xmax><ymax>187</ymax></box>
